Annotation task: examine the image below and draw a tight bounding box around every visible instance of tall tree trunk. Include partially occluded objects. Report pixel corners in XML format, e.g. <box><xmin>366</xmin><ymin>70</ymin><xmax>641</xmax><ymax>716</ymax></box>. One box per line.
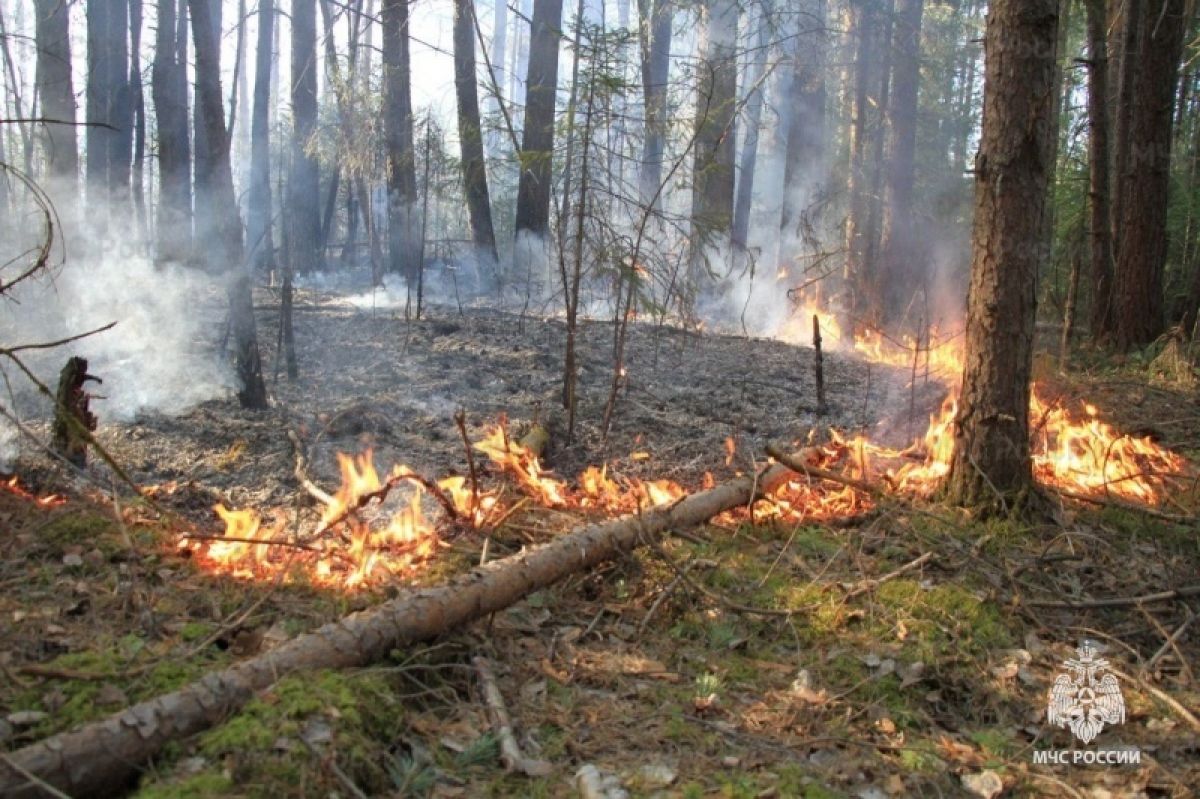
<box><xmin>689</xmin><ymin>0</ymin><xmax>739</xmax><ymax>277</ymax></box>
<box><xmin>862</xmin><ymin>0</ymin><xmax>894</xmax><ymax>317</ymax></box>
<box><xmin>1111</xmin><ymin>0</ymin><xmax>1187</xmax><ymax>348</ymax></box>
<box><xmin>290</xmin><ymin>0</ymin><xmax>321</xmax><ymax>275</ymax></box>
<box><xmin>189</xmin><ymin>0</ymin><xmax>268</xmax><ymax>409</ymax></box>
<box><xmin>107</xmin><ymin>0</ymin><xmax>132</xmax><ymax>207</ymax></box>
<box><xmin>86</xmin><ymin>0</ymin><xmax>113</xmax><ymax>206</ymax></box>
<box><xmin>130</xmin><ymin>0</ymin><xmax>147</xmax><ymax>229</ymax></box>
<box><xmin>777</xmin><ymin>0</ymin><xmax>826</xmax><ymax>270</ymax></box>
<box><xmin>33</xmin><ymin>0</ymin><xmax>78</xmax><ymax>188</ymax></box>
<box><xmin>382</xmin><ymin>0</ymin><xmax>419</xmax><ymax>279</ymax></box>
<box><xmin>1084</xmin><ymin>0</ymin><xmax>1113</xmax><ymax>339</ymax></box>
<box><xmin>247</xmin><ymin>0</ymin><xmax>275</xmax><ymax>274</ymax></box>
<box><xmin>731</xmin><ymin>3</ymin><xmax>771</xmax><ymax>252</ymax></box>
<box><xmin>193</xmin><ymin>0</ymin><xmax>222</xmax><ymax>241</ymax></box>
<box><xmin>944</xmin><ymin>0</ymin><xmax>1059</xmax><ymax>512</ymax></box>
<box><xmin>637</xmin><ymin>0</ymin><xmax>672</xmax><ymax>208</ymax></box>
<box><xmin>844</xmin><ymin>0</ymin><xmax>881</xmax><ymax>324</ymax></box>
<box><xmin>514</xmin><ymin>0</ymin><xmax>564</xmax><ymax>238</ymax></box>
<box><xmin>152</xmin><ymin>0</ymin><xmax>193</xmax><ymax>261</ymax></box>
<box><xmin>487</xmin><ymin>0</ymin><xmax>508</xmax><ymax>155</ymax></box>
<box><xmin>454</xmin><ymin>0</ymin><xmax>500</xmax><ymax>266</ymax></box>
<box><xmin>880</xmin><ymin>0</ymin><xmax>924</xmax><ymax>323</ymax></box>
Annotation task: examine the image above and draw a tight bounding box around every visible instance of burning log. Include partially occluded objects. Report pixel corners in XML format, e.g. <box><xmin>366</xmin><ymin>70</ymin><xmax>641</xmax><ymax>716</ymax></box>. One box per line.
<box><xmin>812</xmin><ymin>314</ymin><xmax>827</xmax><ymax>415</ymax></box>
<box><xmin>50</xmin><ymin>357</ymin><xmax>99</xmax><ymax>468</ymax></box>
<box><xmin>0</xmin><ymin>445</ymin><xmax>819</xmax><ymax>798</ymax></box>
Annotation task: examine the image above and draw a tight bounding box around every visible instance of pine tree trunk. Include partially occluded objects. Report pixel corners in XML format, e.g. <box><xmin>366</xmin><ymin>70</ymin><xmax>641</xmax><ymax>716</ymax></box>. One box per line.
<box><xmin>152</xmin><ymin>0</ymin><xmax>192</xmax><ymax>261</ymax></box>
<box><xmin>732</xmin><ymin>4</ymin><xmax>771</xmax><ymax>251</ymax></box>
<box><xmin>454</xmin><ymin>0</ymin><xmax>500</xmax><ymax>265</ymax></box>
<box><xmin>290</xmin><ymin>0</ymin><xmax>322</xmax><ymax>275</ymax></box>
<box><xmin>193</xmin><ymin>0</ymin><xmax>222</xmax><ymax>248</ymax></box>
<box><xmin>844</xmin><ymin>0</ymin><xmax>880</xmax><ymax>324</ymax></box>
<box><xmin>944</xmin><ymin>0</ymin><xmax>1059</xmax><ymax>513</ymax></box>
<box><xmin>637</xmin><ymin>0</ymin><xmax>672</xmax><ymax>208</ymax></box>
<box><xmin>514</xmin><ymin>0</ymin><xmax>564</xmax><ymax>238</ymax></box>
<box><xmin>1084</xmin><ymin>0</ymin><xmax>1113</xmax><ymax>340</ymax></box>
<box><xmin>880</xmin><ymin>0</ymin><xmax>924</xmax><ymax>322</ymax></box>
<box><xmin>189</xmin><ymin>0</ymin><xmax>268</xmax><ymax>410</ymax></box>
<box><xmin>778</xmin><ymin>0</ymin><xmax>826</xmax><ymax>267</ymax></box>
<box><xmin>86</xmin><ymin>0</ymin><xmax>112</xmax><ymax>206</ymax></box>
<box><xmin>690</xmin><ymin>0</ymin><xmax>739</xmax><ymax>273</ymax></box>
<box><xmin>382</xmin><ymin>0</ymin><xmax>419</xmax><ymax>278</ymax></box>
<box><xmin>1111</xmin><ymin>0</ymin><xmax>1187</xmax><ymax>349</ymax></box>
<box><xmin>33</xmin><ymin>0</ymin><xmax>78</xmax><ymax>186</ymax></box>
<box><xmin>247</xmin><ymin>0</ymin><xmax>275</xmax><ymax>273</ymax></box>
<box><xmin>130</xmin><ymin>0</ymin><xmax>147</xmax><ymax>230</ymax></box>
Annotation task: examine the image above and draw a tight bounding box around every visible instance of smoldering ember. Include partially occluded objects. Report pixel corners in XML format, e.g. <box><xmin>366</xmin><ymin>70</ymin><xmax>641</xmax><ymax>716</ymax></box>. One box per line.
<box><xmin>1</xmin><ymin>0</ymin><xmax>1198</xmax><ymax>797</ymax></box>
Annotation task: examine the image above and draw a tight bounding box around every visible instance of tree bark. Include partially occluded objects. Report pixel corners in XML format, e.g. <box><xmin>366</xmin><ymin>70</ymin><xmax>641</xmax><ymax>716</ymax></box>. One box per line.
<box><xmin>777</xmin><ymin>0</ymin><xmax>826</xmax><ymax>267</ymax></box>
<box><xmin>454</xmin><ymin>0</ymin><xmax>500</xmax><ymax>265</ymax></box>
<box><xmin>1111</xmin><ymin>0</ymin><xmax>1187</xmax><ymax>349</ymax></box>
<box><xmin>290</xmin><ymin>0</ymin><xmax>322</xmax><ymax>275</ymax></box>
<box><xmin>193</xmin><ymin>0</ymin><xmax>222</xmax><ymax>245</ymax></box>
<box><xmin>944</xmin><ymin>0</ymin><xmax>1059</xmax><ymax>512</ymax></box>
<box><xmin>880</xmin><ymin>0</ymin><xmax>924</xmax><ymax>322</ymax></box>
<box><xmin>247</xmin><ymin>0</ymin><xmax>275</xmax><ymax>274</ymax></box>
<box><xmin>514</xmin><ymin>0</ymin><xmax>564</xmax><ymax>238</ymax></box>
<box><xmin>152</xmin><ymin>0</ymin><xmax>193</xmax><ymax>261</ymax></box>
<box><xmin>637</xmin><ymin>0</ymin><xmax>672</xmax><ymax>209</ymax></box>
<box><xmin>33</xmin><ymin>0</ymin><xmax>78</xmax><ymax>186</ymax></box>
<box><xmin>189</xmin><ymin>0</ymin><xmax>268</xmax><ymax>410</ymax></box>
<box><xmin>0</xmin><ymin>448</ymin><xmax>817</xmax><ymax>799</ymax></box>
<box><xmin>844</xmin><ymin>0</ymin><xmax>881</xmax><ymax>324</ymax></box>
<box><xmin>690</xmin><ymin>0</ymin><xmax>739</xmax><ymax>272</ymax></box>
<box><xmin>130</xmin><ymin>0</ymin><xmax>147</xmax><ymax>229</ymax></box>
<box><xmin>731</xmin><ymin>3</ymin><xmax>771</xmax><ymax>252</ymax></box>
<box><xmin>1084</xmin><ymin>0</ymin><xmax>1113</xmax><ymax>339</ymax></box>
<box><xmin>382</xmin><ymin>0</ymin><xmax>419</xmax><ymax>278</ymax></box>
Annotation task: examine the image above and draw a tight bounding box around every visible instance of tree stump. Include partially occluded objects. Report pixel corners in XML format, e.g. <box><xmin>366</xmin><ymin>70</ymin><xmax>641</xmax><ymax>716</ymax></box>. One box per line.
<box><xmin>50</xmin><ymin>356</ymin><xmax>99</xmax><ymax>468</ymax></box>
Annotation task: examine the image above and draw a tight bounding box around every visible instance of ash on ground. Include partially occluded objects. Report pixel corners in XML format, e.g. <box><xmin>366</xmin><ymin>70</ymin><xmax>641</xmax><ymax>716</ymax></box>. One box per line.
<box><xmin>23</xmin><ymin>288</ymin><xmax>948</xmax><ymax>515</ymax></box>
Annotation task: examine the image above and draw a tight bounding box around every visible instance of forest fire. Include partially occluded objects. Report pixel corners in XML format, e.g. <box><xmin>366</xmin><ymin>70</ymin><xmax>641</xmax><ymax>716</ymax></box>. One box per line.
<box><xmin>1</xmin><ymin>475</ymin><xmax>64</xmax><ymax>507</ymax></box>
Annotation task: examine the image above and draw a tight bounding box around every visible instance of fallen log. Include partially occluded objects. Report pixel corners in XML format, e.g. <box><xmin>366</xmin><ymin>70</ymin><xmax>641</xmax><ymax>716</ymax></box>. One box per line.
<box><xmin>0</xmin><ymin>446</ymin><xmax>818</xmax><ymax>798</ymax></box>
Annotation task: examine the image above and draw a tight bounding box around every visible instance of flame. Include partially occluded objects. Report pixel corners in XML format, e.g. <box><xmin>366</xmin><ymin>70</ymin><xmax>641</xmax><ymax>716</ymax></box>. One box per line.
<box><xmin>769</xmin><ymin>303</ymin><xmax>1192</xmax><ymax>507</ymax></box>
<box><xmin>2</xmin><ymin>476</ymin><xmax>65</xmax><ymax>507</ymax></box>
<box><xmin>476</xmin><ymin>426</ymin><xmax>568</xmax><ymax>506</ymax></box>
<box><xmin>192</xmin><ymin>450</ymin><xmax>444</xmax><ymax>590</ymax></box>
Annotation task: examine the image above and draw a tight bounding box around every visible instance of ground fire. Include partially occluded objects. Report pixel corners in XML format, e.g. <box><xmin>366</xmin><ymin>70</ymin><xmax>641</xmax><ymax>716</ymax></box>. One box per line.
<box><xmin>187</xmin><ymin>306</ymin><xmax>1195</xmax><ymax>591</ymax></box>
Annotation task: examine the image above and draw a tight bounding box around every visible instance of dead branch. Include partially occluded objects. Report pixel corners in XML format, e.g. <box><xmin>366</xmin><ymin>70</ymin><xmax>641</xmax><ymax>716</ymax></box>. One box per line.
<box><xmin>287</xmin><ymin>428</ymin><xmax>335</xmax><ymax>505</ymax></box>
<box><xmin>765</xmin><ymin>443</ymin><xmax>880</xmax><ymax>497</ymax></box>
<box><xmin>843</xmin><ymin>552</ymin><xmax>934</xmax><ymax>600</ymax></box>
<box><xmin>472</xmin><ymin>656</ymin><xmax>552</xmax><ymax>777</ymax></box>
<box><xmin>1024</xmin><ymin>585</ymin><xmax>1200</xmax><ymax>609</ymax></box>
<box><xmin>0</xmin><ymin>445</ymin><xmax>814</xmax><ymax>798</ymax></box>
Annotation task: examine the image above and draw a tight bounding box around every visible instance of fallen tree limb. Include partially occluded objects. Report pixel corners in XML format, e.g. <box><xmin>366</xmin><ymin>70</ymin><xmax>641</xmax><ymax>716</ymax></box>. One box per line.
<box><xmin>1023</xmin><ymin>585</ymin><xmax>1200</xmax><ymax>609</ymax></box>
<box><xmin>473</xmin><ymin>656</ymin><xmax>552</xmax><ymax>777</ymax></box>
<box><xmin>765</xmin><ymin>443</ymin><xmax>880</xmax><ymax>497</ymax></box>
<box><xmin>0</xmin><ymin>447</ymin><xmax>816</xmax><ymax>798</ymax></box>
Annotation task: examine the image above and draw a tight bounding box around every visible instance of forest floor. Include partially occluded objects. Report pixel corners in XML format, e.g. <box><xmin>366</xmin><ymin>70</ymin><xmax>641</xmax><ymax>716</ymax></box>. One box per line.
<box><xmin>1</xmin><ymin>290</ymin><xmax>1198</xmax><ymax>798</ymax></box>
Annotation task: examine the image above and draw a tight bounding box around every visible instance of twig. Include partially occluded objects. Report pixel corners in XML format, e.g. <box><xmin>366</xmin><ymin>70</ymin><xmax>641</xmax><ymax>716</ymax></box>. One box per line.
<box><xmin>300</xmin><ymin>737</ymin><xmax>370</xmax><ymax>799</ymax></box>
<box><xmin>287</xmin><ymin>428</ymin><xmax>334</xmax><ymax>506</ymax></box>
<box><xmin>843</xmin><ymin>552</ymin><xmax>934</xmax><ymax>600</ymax></box>
<box><xmin>1146</xmin><ymin>606</ymin><xmax>1197</xmax><ymax>675</ymax></box>
<box><xmin>0</xmin><ymin>753</ymin><xmax>72</xmax><ymax>799</ymax></box>
<box><xmin>454</xmin><ymin>409</ymin><xmax>480</xmax><ymax>521</ymax></box>
<box><xmin>313</xmin><ymin>468</ymin><xmax>458</xmax><ymax>535</ymax></box>
<box><xmin>472</xmin><ymin>655</ymin><xmax>553</xmax><ymax>777</ymax></box>
<box><xmin>765</xmin><ymin>443</ymin><xmax>880</xmax><ymax>496</ymax></box>
<box><xmin>1025</xmin><ymin>585</ymin><xmax>1200</xmax><ymax>609</ymax></box>
<box><xmin>1110</xmin><ymin>668</ymin><xmax>1200</xmax><ymax>732</ymax></box>
<box><xmin>1047</xmin><ymin>486</ymin><xmax>1196</xmax><ymax>523</ymax></box>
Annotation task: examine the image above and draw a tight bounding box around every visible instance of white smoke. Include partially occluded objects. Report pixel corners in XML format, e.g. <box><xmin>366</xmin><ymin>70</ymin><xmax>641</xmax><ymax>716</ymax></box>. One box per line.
<box><xmin>0</xmin><ymin>206</ymin><xmax>237</xmax><ymax>468</ymax></box>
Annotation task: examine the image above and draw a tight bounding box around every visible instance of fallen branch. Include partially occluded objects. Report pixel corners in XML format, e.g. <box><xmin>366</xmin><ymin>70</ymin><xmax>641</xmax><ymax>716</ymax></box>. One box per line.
<box><xmin>0</xmin><ymin>446</ymin><xmax>815</xmax><ymax>798</ymax></box>
<box><xmin>765</xmin><ymin>443</ymin><xmax>880</xmax><ymax>497</ymax></box>
<box><xmin>843</xmin><ymin>552</ymin><xmax>934</xmax><ymax>600</ymax></box>
<box><xmin>472</xmin><ymin>656</ymin><xmax>552</xmax><ymax>777</ymax></box>
<box><xmin>1048</xmin><ymin>486</ymin><xmax>1196</xmax><ymax>524</ymax></box>
<box><xmin>287</xmin><ymin>428</ymin><xmax>335</xmax><ymax>506</ymax></box>
<box><xmin>1024</xmin><ymin>585</ymin><xmax>1200</xmax><ymax>609</ymax></box>
<box><xmin>1110</xmin><ymin>668</ymin><xmax>1200</xmax><ymax>733</ymax></box>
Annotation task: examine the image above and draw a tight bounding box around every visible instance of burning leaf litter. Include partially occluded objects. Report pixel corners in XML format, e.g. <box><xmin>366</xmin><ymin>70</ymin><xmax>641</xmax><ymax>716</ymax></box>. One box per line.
<box><xmin>181</xmin><ymin>300</ymin><xmax>1195</xmax><ymax>590</ymax></box>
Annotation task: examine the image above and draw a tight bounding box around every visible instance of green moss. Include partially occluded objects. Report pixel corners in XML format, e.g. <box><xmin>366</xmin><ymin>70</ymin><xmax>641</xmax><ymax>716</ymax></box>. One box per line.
<box><xmin>185</xmin><ymin>669</ymin><xmax>402</xmax><ymax>796</ymax></box>
<box><xmin>134</xmin><ymin>772</ymin><xmax>235</xmax><ymax>799</ymax></box>
<box><xmin>39</xmin><ymin>512</ymin><xmax>122</xmax><ymax>555</ymax></box>
<box><xmin>876</xmin><ymin>579</ymin><xmax>1010</xmax><ymax>658</ymax></box>
<box><xmin>969</xmin><ymin>728</ymin><xmax>1018</xmax><ymax>760</ymax></box>
<box><xmin>179</xmin><ymin>622</ymin><xmax>215</xmax><ymax>642</ymax></box>
<box><xmin>898</xmin><ymin>744</ymin><xmax>944</xmax><ymax>773</ymax></box>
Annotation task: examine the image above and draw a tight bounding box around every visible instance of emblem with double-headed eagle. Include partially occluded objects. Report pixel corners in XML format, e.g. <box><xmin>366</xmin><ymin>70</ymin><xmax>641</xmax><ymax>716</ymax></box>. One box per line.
<box><xmin>1047</xmin><ymin>640</ymin><xmax>1126</xmax><ymax>744</ymax></box>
